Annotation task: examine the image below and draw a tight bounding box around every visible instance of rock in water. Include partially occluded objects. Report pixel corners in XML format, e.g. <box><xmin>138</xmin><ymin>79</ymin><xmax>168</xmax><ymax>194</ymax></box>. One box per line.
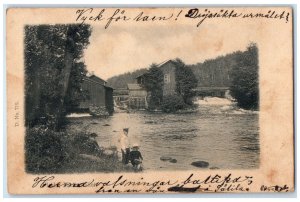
<box><xmin>209</xmin><ymin>166</ymin><xmax>220</xmax><ymax>170</ymax></box>
<box><xmin>160</xmin><ymin>156</ymin><xmax>173</xmax><ymax>161</ymax></box>
<box><xmin>191</xmin><ymin>161</ymin><xmax>209</xmax><ymax>168</ymax></box>
<box><xmin>169</xmin><ymin>159</ymin><xmax>177</xmax><ymax>163</ymax></box>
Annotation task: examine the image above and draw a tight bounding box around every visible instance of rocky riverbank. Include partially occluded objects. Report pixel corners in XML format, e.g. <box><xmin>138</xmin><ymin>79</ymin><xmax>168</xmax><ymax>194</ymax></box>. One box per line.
<box><xmin>25</xmin><ymin>125</ymin><xmax>131</xmax><ymax>173</ymax></box>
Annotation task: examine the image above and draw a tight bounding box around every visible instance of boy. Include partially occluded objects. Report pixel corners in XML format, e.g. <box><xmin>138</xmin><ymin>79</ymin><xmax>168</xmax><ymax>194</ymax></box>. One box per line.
<box><xmin>129</xmin><ymin>144</ymin><xmax>143</xmax><ymax>171</ymax></box>
<box><xmin>117</xmin><ymin>128</ymin><xmax>130</xmax><ymax>164</ymax></box>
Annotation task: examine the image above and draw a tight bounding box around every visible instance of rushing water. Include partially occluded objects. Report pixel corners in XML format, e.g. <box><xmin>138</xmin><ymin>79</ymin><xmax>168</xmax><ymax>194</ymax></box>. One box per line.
<box><xmin>67</xmin><ymin>97</ymin><xmax>259</xmax><ymax>170</ymax></box>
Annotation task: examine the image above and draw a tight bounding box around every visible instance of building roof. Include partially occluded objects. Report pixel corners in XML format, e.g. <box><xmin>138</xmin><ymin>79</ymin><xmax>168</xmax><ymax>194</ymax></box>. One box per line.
<box><xmin>135</xmin><ymin>59</ymin><xmax>176</xmax><ymax>79</ymax></box>
<box><xmin>84</xmin><ymin>75</ymin><xmax>114</xmax><ymax>89</ymax></box>
<box><xmin>135</xmin><ymin>73</ymin><xmax>146</xmax><ymax>79</ymax></box>
<box><xmin>157</xmin><ymin>59</ymin><xmax>176</xmax><ymax>67</ymax></box>
<box><xmin>113</xmin><ymin>88</ymin><xmax>129</xmax><ymax>95</ymax></box>
<box><xmin>127</xmin><ymin>84</ymin><xmax>144</xmax><ymax>90</ymax></box>
<box><xmin>88</xmin><ymin>75</ymin><xmax>107</xmax><ymax>85</ymax></box>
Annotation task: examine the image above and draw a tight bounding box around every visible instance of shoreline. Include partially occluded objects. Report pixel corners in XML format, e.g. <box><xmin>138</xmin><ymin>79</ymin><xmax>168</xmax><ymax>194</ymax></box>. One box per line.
<box><xmin>25</xmin><ymin>125</ymin><xmax>133</xmax><ymax>174</ymax></box>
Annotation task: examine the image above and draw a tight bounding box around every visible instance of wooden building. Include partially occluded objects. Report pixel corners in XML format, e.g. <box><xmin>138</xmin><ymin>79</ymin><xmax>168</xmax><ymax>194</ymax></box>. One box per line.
<box><xmin>79</xmin><ymin>75</ymin><xmax>114</xmax><ymax>115</ymax></box>
<box><xmin>136</xmin><ymin>60</ymin><xmax>178</xmax><ymax>96</ymax></box>
<box><xmin>159</xmin><ymin>60</ymin><xmax>177</xmax><ymax>96</ymax></box>
<box><xmin>127</xmin><ymin>84</ymin><xmax>147</xmax><ymax>109</ymax></box>
<box><xmin>129</xmin><ymin>59</ymin><xmax>231</xmax><ymax>109</ymax></box>
<box><xmin>137</xmin><ymin>60</ymin><xmax>230</xmax><ymax>99</ymax></box>
<box><xmin>113</xmin><ymin>88</ymin><xmax>129</xmax><ymax>110</ymax></box>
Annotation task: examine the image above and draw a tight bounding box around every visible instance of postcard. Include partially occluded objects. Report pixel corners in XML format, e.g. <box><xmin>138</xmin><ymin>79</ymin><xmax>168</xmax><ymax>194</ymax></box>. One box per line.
<box><xmin>6</xmin><ymin>7</ymin><xmax>294</xmax><ymax>194</ymax></box>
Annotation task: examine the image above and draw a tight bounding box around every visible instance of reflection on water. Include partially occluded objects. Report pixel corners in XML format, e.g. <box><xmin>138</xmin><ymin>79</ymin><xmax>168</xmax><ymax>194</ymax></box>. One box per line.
<box><xmin>67</xmin><ymin>101</ymin><xmax>259</xmax><ymax>170</ymax></box>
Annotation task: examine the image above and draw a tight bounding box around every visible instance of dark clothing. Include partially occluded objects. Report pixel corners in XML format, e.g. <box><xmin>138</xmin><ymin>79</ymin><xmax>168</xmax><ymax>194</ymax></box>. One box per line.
<box><xmin>121</xmin><ymin>148</ymin><xmax>130</xmax><ymax>164</ymax></box>
<box><xmin>129</xmin><ymin>150</ymin><xmax>143</xmax><ymax>166</ymax></box>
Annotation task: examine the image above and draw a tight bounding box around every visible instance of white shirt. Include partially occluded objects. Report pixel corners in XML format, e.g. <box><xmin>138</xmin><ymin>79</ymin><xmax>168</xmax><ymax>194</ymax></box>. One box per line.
<box><xmin>117</xmin><ymin>133</ymin><xmax>129</xmax><ymax>150</ymax></box>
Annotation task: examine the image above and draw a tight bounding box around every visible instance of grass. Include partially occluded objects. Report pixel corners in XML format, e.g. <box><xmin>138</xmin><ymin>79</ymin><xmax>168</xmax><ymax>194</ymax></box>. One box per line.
<box><xmin>25</xmin><ymin>125</ymin><xmax>131</xmax><ymax>174</ymax></box>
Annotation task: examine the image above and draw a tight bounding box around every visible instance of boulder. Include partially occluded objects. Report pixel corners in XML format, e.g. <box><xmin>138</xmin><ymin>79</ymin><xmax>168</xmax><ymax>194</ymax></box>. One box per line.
<box><xmin>145</xmin><ymin>120</ymin><xmax>157</xmax><ymax>124</ymax></box>
<box><xmin>169</xmin><ymin>159</ymin><xmax>177</xmax><ymax>163</ymax></box>
<box><xmin>160</xmin><ymin>156</ymin><xmax>173</xmax><ymax>161</ymax></box>
<box><xmin>209</xmin><ymin>166</ymin><xmax>220</xmax><ymax>170</ymax></box>
<box><xmin>191</xmin><ymin>161</ymin><xmax>209</xmax><ymax>168</ymax></box>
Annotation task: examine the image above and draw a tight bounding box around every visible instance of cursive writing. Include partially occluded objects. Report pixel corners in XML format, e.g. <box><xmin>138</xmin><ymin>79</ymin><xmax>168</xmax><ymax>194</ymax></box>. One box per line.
<box><xmin>185</xmin><ymin>8</ymin><xmax>290</xmax><ymax>27</ymax></box>
<box><xmin>74</xmin><ymin>8</ymin><xmax>291</xmax><ymax>29</ymax></box>
<box><xmin>31</xmin><ymin>174</ymin><xmax>255</xmax><ymax>193</ymax></box>
<box><xmin>260</xmin><ymin>184</ymin><xmax>290</xmax><ymax>192</ymax></box>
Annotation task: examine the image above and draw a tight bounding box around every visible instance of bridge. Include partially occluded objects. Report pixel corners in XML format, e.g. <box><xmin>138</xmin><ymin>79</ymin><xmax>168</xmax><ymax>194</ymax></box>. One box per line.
<box><xmin>191</xmin><ymin>86</ymin><xmax>230</xmax><ymax>98</ymax></box>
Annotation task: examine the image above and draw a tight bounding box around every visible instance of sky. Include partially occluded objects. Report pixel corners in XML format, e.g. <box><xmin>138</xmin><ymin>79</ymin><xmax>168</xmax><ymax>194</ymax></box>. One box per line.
<box><xmin>83</xmin><ymin>23</ymin><xmax>252</xmax><ymax>80</ymax></box>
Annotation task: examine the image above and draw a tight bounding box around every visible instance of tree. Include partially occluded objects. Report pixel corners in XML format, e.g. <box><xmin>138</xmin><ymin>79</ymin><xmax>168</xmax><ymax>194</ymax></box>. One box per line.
<box><xmin>229</xmin><ymin>43</ymin><xmax>259</xmax><ymax>110</ymax></box>
<box><xmin>25</xmin><ymin>24</ymin><xmax>92</xmax><ymax>129</ymax></box>
<box><xmin>107</xmin><ymin>68</ymin><xmax>148</xmax><ymax>89</ymax></box>
<box><xmin>142</xmin><ymin>64</ymin><xmax>164</xmax><ymax>110</ymax></box>
<box><xmin>174</xmin><ymin>58</ymin><xmax>198</xmax><ymax>105</ymax></box>
<box><xmin>161</xmin><ymin>94</ymin><xmax>186</xmax><ymax>113</ymax></box>
<box><xmin>188</xmin><ymin>51</ymin><xmax>242</xmax><ymax>87</ymax></box>
<box><xmin>64</xmin><ymin>62</ymin><xmax>89</xmax><ymax>113</ymax></box>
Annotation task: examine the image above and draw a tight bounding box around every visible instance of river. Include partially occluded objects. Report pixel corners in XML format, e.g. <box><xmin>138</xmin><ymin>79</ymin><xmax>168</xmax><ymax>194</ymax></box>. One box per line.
<box><xmin>67</xmin><ymin>97</ymin><xmax>259</xmax><ymax>171</ymax></box>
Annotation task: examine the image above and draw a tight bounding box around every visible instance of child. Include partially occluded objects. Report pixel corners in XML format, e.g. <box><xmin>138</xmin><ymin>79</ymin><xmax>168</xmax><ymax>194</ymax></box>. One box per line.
<box><xmin>117</xmin><ymin>128</ymin><xmax>130</xmax><ymax>164</ymax></box>
<box><xmin>129</xmin><ymin>144</ymin><xmax>143</xmax><ymax>171</ymax></box>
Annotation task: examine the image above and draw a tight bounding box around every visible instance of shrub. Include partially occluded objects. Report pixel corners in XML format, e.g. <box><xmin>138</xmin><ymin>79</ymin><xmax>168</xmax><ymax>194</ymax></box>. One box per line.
<box><xmin>25</xmin><ymin>126</ymin><xmax>70</xmax><ymax>173</ymax></box>
<box><xmin>25</xmin><ymin>127</ymin><xmax>105</xmax><ymax>173</ymax></box>
<box><xmin>161</xmin><ymin>94</ymin><xmax>186</xmax><ymax>113</ymax></box>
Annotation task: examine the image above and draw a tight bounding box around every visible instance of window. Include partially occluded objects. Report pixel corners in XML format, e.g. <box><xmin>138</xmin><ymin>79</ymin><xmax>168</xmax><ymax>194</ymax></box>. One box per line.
<box><xmin>164</xmin><ymin>74</ymin><xmax>170</xmax><ymax>83</ymax></box>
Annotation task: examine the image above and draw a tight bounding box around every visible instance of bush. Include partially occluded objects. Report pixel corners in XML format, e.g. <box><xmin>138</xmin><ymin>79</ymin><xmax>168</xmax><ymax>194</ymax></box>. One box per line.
<box><xmin>25</xmin><ymin>126</ymin><xmax>105</xmax><ymax>173</ymax></box>
<box><xmin>71</xmin><ymin>133</ymin><xmax>102</xmax><ymax>156</ymax></box>
<box><xmin>161</xmin><ymin>95</ymin><xmax>186</xmax><ymax>113</ymax></box>
<box><xmin>25</xmin><ymin>126</ymin><xmax>71</xmax><ymax>173</ymax></box>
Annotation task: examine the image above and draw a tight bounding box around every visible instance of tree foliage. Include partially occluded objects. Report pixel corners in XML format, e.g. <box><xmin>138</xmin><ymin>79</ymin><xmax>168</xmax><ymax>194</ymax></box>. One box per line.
<box><xmin>64</xmin><ymin>62</ymin><xmax>89</xmax><ymax>113</ymax></box>
<box><xmin>141</xmin><ymin>64</ymin><xmax>164</xmax><ymax>110</ymax></box>
<box><xmin>107</xmin><ymin>68</ymin><xmax>148</xmax><ymax>89</ymax></box>
<box><xmin>174</xmin><ymin>59</ymin><xmax>198</xmax><ymax>104</ymax></box>
<box><xmin>25</xmin><ymin>24</ymin><xmax>92</xmax><ymax>129</ymax></box>
<box><xmin>161</xmin><ymin>94</ymin><xmax>186</xmax><ymax>113</ymax></box>
<box><xmin>229</xmin><ymin>43</ymin><xmax>259</xmax><ymax>110</ymax></box>
<box><xmin>188</xmin><ymin>51</ymin><xmax>242</xmax><ymax>87</ymax></box>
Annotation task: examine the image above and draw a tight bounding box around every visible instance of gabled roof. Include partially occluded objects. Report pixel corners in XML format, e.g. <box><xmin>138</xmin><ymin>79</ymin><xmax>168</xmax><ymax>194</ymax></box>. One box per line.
<box><xmin>84</xmin><ymin>75</ymin><xmax>114</xmax><ymax>89</ymax></box>
<box><xmin>88</xmin><ymin>75</ymin><xmax>107</xmax><ymax>85</ymax></box>
<box><xmin>135</xmin><ymin>73</ymin><xmax>146</xmax><ymax>79</ymax></box>
<box><xmin>127</xmin><ymin>84</ymin><xmax>144</xmax><ymax>90</ymax></box>
<box><xmin>157</xmin><ymin>59</ymin><xmax>176</xmax><ymax>67</ymax></box>
<box><xmin>135</xmin><ymin>59</ymin><xmax>176</xmax><ymax>79</ymax></box>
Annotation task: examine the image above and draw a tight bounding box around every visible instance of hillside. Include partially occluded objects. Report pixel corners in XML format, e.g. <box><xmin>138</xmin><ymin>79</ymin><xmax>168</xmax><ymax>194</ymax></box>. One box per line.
<box><xmin>188</xmin><ymin>51</ymin><xmax>243</xmax><ymax>87</ymax></box>
<box><xmin>107</xmin><ymin>68</ymin><xmax>148</xmax><ymax>89</ymax></box>
<box><xmin>107</xmin><ymin>50</ymin><xmax>245</xmax><ymax>89</ymax></box>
